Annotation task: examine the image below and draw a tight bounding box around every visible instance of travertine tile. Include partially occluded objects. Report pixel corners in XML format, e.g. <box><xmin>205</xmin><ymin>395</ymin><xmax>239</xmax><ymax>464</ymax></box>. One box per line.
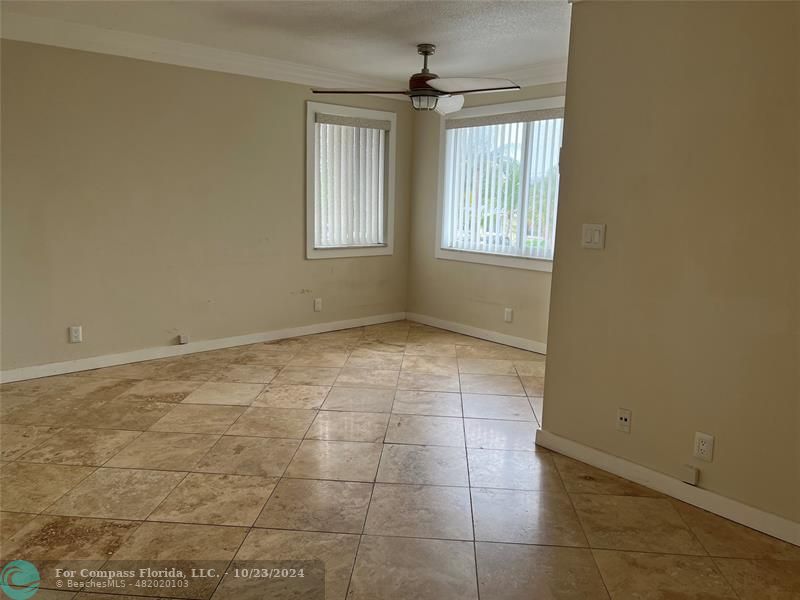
<box><xmin>233</xmin><ymin>528</ymin><xmax>359</xmax><ymax>600</ymax></box>
<box><xmin>385</xmin><ymin>414</ymin><xmax>465</xmax><ymax>447</ymax></box>
<box><xmin>345</xmin><ymin>351</ymin><xmax>404</xmax><ymax>370</ymax></box>
<box><xmin>1</xmin><ymin>515</ymin><xmax>139</xmax><ymax>578</ymax></box>
<box><xmin>571</xmin><ymin>494</ymin><xmax>706</xmax><ymax>555</ymax></box>
<box><xmin>225</xmin><ymin>407</ymin><xmax>316</xmax><ymax>438</ymax></box>
<box><xmin>208</xmin><ymin>364</ymin><xmax>280</xmax><ymax>384</ymax></box>
<box><xmin>401</xmin><ymin>355</ymin><xmax>459</xmax><ymax>376</ymax></box>
<box><xmin>255</xmin><ymin>478</ymin><xmax>372</xmax><ymax>534</ymax></box>
<box><xmin>109</xmin><ymin>521</ymin><xmax>247</xmax><ymax>599</ymax></box>
<box><xmin>272</xmin><ymin>366</ymin><xmax>340</xmax><ymax>386</ymax></box>
<box><xmin>321</xmin><ymin>386</ymin><xmax>395</xmax><ymax>413</ymax></box>
<box><xmin>194</xmin><ymin>435</ymin><xmax>299</xmax><ymax>477</ymax></box>
<box><xmin>348</xmin><ymin>535</ymin><xmax>478</xmax><ymax>600</ymax></box>
<box><xmin>45</xmin><ymin>468</ymin><xmax>185</xmax><ymax>520</ymax></box>
<box><xmin>468</xmin><ymin>448</ymin><xmax>562</xmax><ymax>491</ymax></box>
<box><xmin>149</xmin><ymin>404</ymin><xmax>245</xmax><ymax>434</ymax></box>
<box><xmin>288</xmin><ymin>351</ymin><xmax>350</xmax><ymax>368</ymax></box>
<box><xmin>520</xmin><ymin>375</ymin><xmax>545</xmax><ymax>397</ymax></box>
<box><xmin>0</xmin><ymin>511</ymin><xmax>37</xmax><ymax>544</ymax></box>
<box><xmin>472</xmin><ymin>488</ymin><xmax>587</xmax><ymax>546</ymax></box>
<box><xmin>104</xmin><ymin>431</ymin><xmax>219</xmax><ymax>470</ymax></box>
<box><xmin>477</xmin><ymin>543</ymin><xmax>609</xmax><ymax>600</ymax></box>
<box><xmin>513</xmin><ymin>359</ymin><xmax>546</xmax><ymax>377</ymax></box>
<box><xmin>462</xmin><ymin>393</ymin><xmax>535</xmax><ymax>421</ymax></box>
<box><xmin>456</xmin><ymin>344</ymin><xmax>534</xmax><ymax>361</ymax></box>
<box><xmin>464</xmin><ymin>418</ymin><xmax>538</xmax><ymax>451</ymax></box>
<box><xmin>285</xmin><ymin>440</ymin><xmax>382</xmax><ymax>482</ymax></box>
<box><xmin>79</xmin><ymin>399</ymin><xmax>177</xmax><ymax>430</ymax></box>
<box><xmin>460</xmin><ymin>374</ymin><xmax>526</xmax><ymax>396</ymax></box>
<box><xmin>458</xmin><ymin>358</ymin><xmax>516</xmax><ymax>376</ymax></box>
<box><xmin>714</xmin><ymin>558</ymin><xmax>800</xmax><ymax>600</ymax></box>
<box><xmin>397</xmin><ymin>372</ymin><xmax>460</xmax><ymax>392</ymax></box>
<box><xmin>18</xmin><ymin>428</ymin><xmax>140</xmax><ymax>466</ymax></box>
<box><xmin>153</xmin><ymin>356</ymin><xmax>225</xmax><ymax>382</ymax></box>
<box><xmin>594</xmin><ymin>550</ymin><xmax>737</xmax><ymax>599</ymax></box>
<box><xmin>0</xmin><ymin>462</ymin><xmax>94</xmax><ymax>512</ymax></box>
<box><xmin>672</xmin><ymin>501</ymin><xmax>800</xmax><ymax>559</ymax></box>
<box><xmin>305</xmin><ymin>411</ymin><xmax>389</xmax><ymax>443</ymax></box>
<box><xmin>111</xmin><ymin>521</ymin><xmax>247</xmax><ymax>560</ymax></box>
<box><xmin>377</xmin><ymin>444</ymin><xmax>469</xmax><ymax>486</ymax></box>
<box><xmin>149</xmin><ymin>473</ymin><xmax>277</xmax><ymax>526</ymax></box>
<box><xmin>114</xmin><ymin>379</ymin><xmax>202</xmax><ymax>403</ymax></box>
<box><xmin>553</xmin><ymin>455</ymin><xmax>661</xmax><ymax>497</ymax></box>
<box><xmin>0</xmin><ymin>424</ymin><xmax>60</xmax><ymax>460</ymax></box>
<box><xmin>391</xmin><ymin>390</ymin><xmax>462</xmax><ymax>416</ymax></box>
<box><xmin>352</xmin><ymin>341</ymin><xmax>406</xmax><ymax>355</ymax></box>
<box><xmin>181</xmin><ymin>382</ymin><xmax>264</xmax><ymax>406</ymax></box>
<box><xmin>335</xmin><ymin>368</ymin><xmax>399</xmax><ymax>389</ymax></box>
<box><xmin>252</xmin><ymin>384</ymin><xmax>330</xmax><ymax>409</ymax></box>
<box><xmin>232</xmin><ymin>347</ymin><xmax>295</xmax><ymax>366</ymax></box>
<box><xmin>403</xmin><ymin>342</ymin><xmax>457</xmax><ymax>357</ymax></box>
<box><xmin>365</xmin><ymin>484</ymin><xmax>473</xmax><ymax>540</ymax></box>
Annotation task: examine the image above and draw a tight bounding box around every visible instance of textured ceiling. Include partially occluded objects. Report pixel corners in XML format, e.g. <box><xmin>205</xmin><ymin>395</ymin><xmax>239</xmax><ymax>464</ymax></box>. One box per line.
<box><xmin>3</xmin><ymin>1</ymin><xmax>571</xmax><ymax>84</ymax></box>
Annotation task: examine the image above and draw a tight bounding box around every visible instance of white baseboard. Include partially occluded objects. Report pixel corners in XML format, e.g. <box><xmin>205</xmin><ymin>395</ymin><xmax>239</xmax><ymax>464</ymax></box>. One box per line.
<box><xmin>406</xmin><ymin>312</ymin><xmax>547</xmax><ymax>354</ymax></box>
<box><xmin>0</xmin><ymin>312</ymin><xmax>407</xmax><ymax>383</ymax></box>
<box><xmin>535</xmin><ymin>429</ymin><xmax>800</xmax><ymax>547</ymax></box>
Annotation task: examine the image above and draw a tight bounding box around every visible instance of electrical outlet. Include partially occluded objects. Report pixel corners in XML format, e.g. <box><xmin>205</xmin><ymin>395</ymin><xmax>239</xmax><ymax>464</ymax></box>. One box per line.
<box><xmin>693</xmin><ymin>432</ymin><xmax>714</xmax><ymax>462</ymax></box>
<box><xmin>504</xmin><ymin>308</ymin><xmax>513</xmax><ymax>323</ymax></box>
<box><xmin>314</xmin><ymin>298</ymin><xmax>323</xmax><ymax>312</ymax></box>
<box><xmin>616</xmin><ymin>408</ymin><xmax>631</xmax><ymax>433</ymax></box>
<box><xmin>68</xmin><ymin>325</ymin><xmax>83</xmax><ymax>344</ymax></box>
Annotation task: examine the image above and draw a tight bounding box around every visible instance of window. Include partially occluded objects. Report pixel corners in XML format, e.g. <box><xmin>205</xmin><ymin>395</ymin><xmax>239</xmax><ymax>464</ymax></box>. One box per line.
<box><xmin>437</xmin><ymin>97</ymin><xmax>565</xmax><ymax>271</ymax></box>
<box><xmin>306</xmin><ymin>102</ymin><xmax>396</xmax><ymax>259</ymax></box>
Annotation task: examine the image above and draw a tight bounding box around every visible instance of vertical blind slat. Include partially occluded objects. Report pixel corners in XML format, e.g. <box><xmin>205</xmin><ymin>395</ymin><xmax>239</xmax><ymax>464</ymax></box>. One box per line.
<box><xmin>314</xmin><ymin>123</ymin><xmax>386</xmax><ymax>248</ymax></box>
<box><xmin>442</xmin><ymin>117</ymin><xmax>563</xmax><ymax>261</ymax></box>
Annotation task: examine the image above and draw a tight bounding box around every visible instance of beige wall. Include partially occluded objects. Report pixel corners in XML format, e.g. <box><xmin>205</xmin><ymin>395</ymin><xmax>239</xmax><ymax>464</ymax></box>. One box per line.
<box><xmin>408</xmin><ymin>84</ymin><xmax>565</xmax><ymax>349</ymax></box>
<box><xmin>544</xmin><ymin>1</ymin><xmax>800</xmax><ymax>521</ymax></box>
<box><xmin>1</xmin><ymin>40</ymin><xmax>412</xmax><ymax>369</ymax></box>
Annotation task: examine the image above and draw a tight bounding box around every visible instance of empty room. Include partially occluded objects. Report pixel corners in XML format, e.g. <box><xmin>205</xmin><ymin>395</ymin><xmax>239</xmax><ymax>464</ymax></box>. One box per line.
<box><xmin>1</xmin><ymin>1</ymin><xmax>798</xmax><ymax>599</ymax></box>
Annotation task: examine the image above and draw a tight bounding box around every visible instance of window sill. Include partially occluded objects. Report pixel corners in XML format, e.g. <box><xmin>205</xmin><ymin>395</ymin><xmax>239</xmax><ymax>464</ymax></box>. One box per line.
<box><xmin>435</xmin><ymin>247</ymin><xmax>553</xmax><ymax>272</ymax></box>
<box><xmin>307</xmin><ymin>244</ymin><xmax>393</xmax><ymax>259</ymax></box>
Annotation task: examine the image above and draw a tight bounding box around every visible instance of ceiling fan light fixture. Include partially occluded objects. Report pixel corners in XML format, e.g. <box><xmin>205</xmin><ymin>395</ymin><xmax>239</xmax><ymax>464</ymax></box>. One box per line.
<box><xmin>411</xmin><ymin>93</ymin><xmax>439</xmax><ymax>111</ymax></box>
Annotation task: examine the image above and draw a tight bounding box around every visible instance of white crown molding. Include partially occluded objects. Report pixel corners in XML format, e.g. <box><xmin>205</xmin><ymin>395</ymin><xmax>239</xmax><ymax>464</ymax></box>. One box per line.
<box><xmin>496</xmin><ymin>59</ymin><xmax>568</xmax><ymax>87</ymax></box>
<box><xmin>536</xmin><ymin>429</ymin><xmax>800</xmax><ymax>547</ymax></box>
<box><xmin>1</xmin><ymin>11</ymin><xmax>566</xmax><ymax>91</ymax></box>
<box><xmin>0</xmin><ymin>11</ymin><xmax>403</xmax><ymax>91</ymax></box>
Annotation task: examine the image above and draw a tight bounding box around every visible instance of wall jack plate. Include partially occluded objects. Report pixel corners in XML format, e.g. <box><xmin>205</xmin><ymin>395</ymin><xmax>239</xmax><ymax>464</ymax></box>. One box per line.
<box><xmin>616</xmin><ymin>408</ymin><xmax>631</xmax><ymax>433</ymax></box>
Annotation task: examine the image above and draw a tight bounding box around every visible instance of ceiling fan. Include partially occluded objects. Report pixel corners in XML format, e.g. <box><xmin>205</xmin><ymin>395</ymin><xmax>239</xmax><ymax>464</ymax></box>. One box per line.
<box><xmin>312</xmin><ymin>43</ymin><xmax>520</xmax><ymax>115</ymax></box>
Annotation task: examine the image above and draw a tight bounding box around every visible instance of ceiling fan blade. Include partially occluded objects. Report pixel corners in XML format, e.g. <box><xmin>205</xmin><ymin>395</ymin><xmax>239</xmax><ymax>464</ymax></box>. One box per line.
<box><xmin>312</xmin><ymin>89</ymin><xmax>408</xmax><ymax>95</ymax></box>
<box><xmin>427</xmin><ymin>77</ymin><xmax>520</xmax><ymax>95</ymax></box>
<box><xmin>435</xmin><ymin>95</ymin><xmax>464</xmax><ymax>115</ymax></box>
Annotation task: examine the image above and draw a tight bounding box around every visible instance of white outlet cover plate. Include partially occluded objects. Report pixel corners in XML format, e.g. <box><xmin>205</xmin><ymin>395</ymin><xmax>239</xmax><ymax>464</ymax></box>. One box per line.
<box><xmin>693</xmin><ymin>431</ymin><xmax>714</xmax><ymax>462</ymax></box>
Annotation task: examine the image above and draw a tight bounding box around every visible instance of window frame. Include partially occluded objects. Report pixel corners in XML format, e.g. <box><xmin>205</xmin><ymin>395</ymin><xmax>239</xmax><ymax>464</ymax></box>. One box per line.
<box><xmin>435</xmin><ymin>96</ymin><xmax>565</xmax><ymax>273</ymax></box>
<box><xmin>306</xmin><ymin>101</ymin><xmax>397</xmax><ymax>259</ymax></box>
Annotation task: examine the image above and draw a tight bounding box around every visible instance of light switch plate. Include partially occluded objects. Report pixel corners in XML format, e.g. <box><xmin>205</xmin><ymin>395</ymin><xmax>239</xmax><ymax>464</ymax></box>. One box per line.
<box><xmin>582</xmin><ymin>224</ymin><xmax>606</xmax><ymax>249</ymax></box>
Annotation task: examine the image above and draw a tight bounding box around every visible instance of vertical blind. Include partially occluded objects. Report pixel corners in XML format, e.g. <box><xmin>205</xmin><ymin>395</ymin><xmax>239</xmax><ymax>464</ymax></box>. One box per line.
<box><xmin>442</xmin><ymin>112</ymin><xmax>564</xmax><ymax>260</ymax></box>
<box><xmin>314</xmin><ymin>119</ymin><xmax>387</xmax><ymax>248</ymax></box>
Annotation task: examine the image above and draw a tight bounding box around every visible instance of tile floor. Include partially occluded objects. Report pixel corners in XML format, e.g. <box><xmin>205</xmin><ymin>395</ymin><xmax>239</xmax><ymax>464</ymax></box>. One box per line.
<box><xmin>1</xmin><ymin>321</ymin><xmax>798</xmax><ymax>599</ymax></box>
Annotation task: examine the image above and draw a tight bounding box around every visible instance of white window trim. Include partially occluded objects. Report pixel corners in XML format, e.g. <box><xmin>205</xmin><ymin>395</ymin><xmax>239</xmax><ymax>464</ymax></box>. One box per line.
<box><xmin>435</xmin><ymin>96</ymin><xmax>565</xmax><ymax>273</ymax></box>
<box><xmin>306</xmin><ymin>101</ymin><xmax>397</xmax><ymax>259</ymax></box>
